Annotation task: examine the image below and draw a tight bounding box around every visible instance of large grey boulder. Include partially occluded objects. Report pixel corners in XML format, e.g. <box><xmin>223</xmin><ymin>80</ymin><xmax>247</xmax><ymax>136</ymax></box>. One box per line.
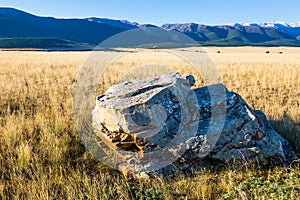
<box><xmin>92</xmin><ymin>72</ymin><xmax>297</xmax><ymax>178</ymax></box>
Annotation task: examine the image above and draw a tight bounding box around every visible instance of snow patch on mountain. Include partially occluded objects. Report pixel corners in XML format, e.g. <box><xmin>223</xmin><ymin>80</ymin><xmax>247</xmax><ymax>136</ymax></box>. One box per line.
<box><xmin>230</xmin><ymin>21</ymin><xmax>300</xmax><ymax>28</ymax></box>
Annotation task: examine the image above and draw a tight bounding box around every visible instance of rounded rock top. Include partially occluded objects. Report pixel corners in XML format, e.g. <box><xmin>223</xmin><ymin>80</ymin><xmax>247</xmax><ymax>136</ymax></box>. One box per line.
<box><xmin>185</xmin><ymin>75</ymin><xmax>195</xmax><ymax>86</ymax></box>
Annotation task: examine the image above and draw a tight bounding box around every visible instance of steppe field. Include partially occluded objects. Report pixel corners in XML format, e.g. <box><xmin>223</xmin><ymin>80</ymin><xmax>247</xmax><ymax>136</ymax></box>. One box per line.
<box><xmin>0</xmin><ymin>47</ymin><xmax>299</xmax><ymax>199</ymax></box>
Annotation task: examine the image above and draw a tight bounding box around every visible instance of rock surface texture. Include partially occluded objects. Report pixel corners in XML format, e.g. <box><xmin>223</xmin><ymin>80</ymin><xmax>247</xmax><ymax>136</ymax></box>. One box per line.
<box><xmin>92</xmin><ymin>72</ymin><xmax>298</xmax><ymax>179</ymax></box>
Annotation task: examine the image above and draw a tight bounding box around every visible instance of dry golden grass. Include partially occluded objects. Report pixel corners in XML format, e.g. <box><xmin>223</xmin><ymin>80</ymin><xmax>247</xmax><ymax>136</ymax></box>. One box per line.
<box><xmin>0</xmin><ymin>47</ymin><xmax>299</xmax><ymax>199</ymax></box>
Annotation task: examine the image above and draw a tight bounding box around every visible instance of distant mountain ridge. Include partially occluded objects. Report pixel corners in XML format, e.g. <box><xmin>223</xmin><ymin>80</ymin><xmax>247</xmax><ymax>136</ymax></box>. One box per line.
<box><xmin>86</xmin><ymin>18</ymin><xmax>140</xmax><ymax>30</ymax></box>
<box><xmin>161</xmin><ymin>23</ymin><xmax>299</xmax><ymax>46</ymax></box>
<box><xmin>0</xmin><ymin>7</ymin><xmax>125</xmax><ymax>49</ymax></box>
<box><xmin>0</xmin><ymin>7</ymin><xmax>299</xmax><ymax>49</ymax></box>
<box><xmin>231</xmin><ymin>22</ymin><xmax>300</xmax><ymax>39</ymax></box>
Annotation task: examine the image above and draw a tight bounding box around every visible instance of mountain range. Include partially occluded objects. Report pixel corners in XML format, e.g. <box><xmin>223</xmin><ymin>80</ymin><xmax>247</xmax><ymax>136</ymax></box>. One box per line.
<box><xmin>0</xmin><ymin>7</ymin><xmax>300</xmax><ymax>49</ymax></box>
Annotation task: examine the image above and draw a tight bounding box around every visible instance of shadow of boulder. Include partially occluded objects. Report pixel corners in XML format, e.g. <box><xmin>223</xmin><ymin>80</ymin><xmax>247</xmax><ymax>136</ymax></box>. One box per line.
<box><xmin>270</xmin><ymin>112</ymin><xmax>300</xmax><ymax>156</ymax></box>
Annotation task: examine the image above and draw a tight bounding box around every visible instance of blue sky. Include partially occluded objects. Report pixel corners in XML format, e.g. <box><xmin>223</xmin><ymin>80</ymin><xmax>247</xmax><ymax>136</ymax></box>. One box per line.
<box><xmin>0</xmin><ymin>0</ymin><xmax>299</xmax><ymax>25</ymax></box>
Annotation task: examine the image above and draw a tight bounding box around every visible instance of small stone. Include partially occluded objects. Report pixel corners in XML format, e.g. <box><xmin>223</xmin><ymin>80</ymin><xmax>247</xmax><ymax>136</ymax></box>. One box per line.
<box><xmin>186</xmin><ymin>75</ymin><xmax>195</xmax><ymax>86</ymax></box>
<box><xmin>137</xmin><ymin>171</ymin><xmax>150</xmax><ymax>179</ymax></box>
